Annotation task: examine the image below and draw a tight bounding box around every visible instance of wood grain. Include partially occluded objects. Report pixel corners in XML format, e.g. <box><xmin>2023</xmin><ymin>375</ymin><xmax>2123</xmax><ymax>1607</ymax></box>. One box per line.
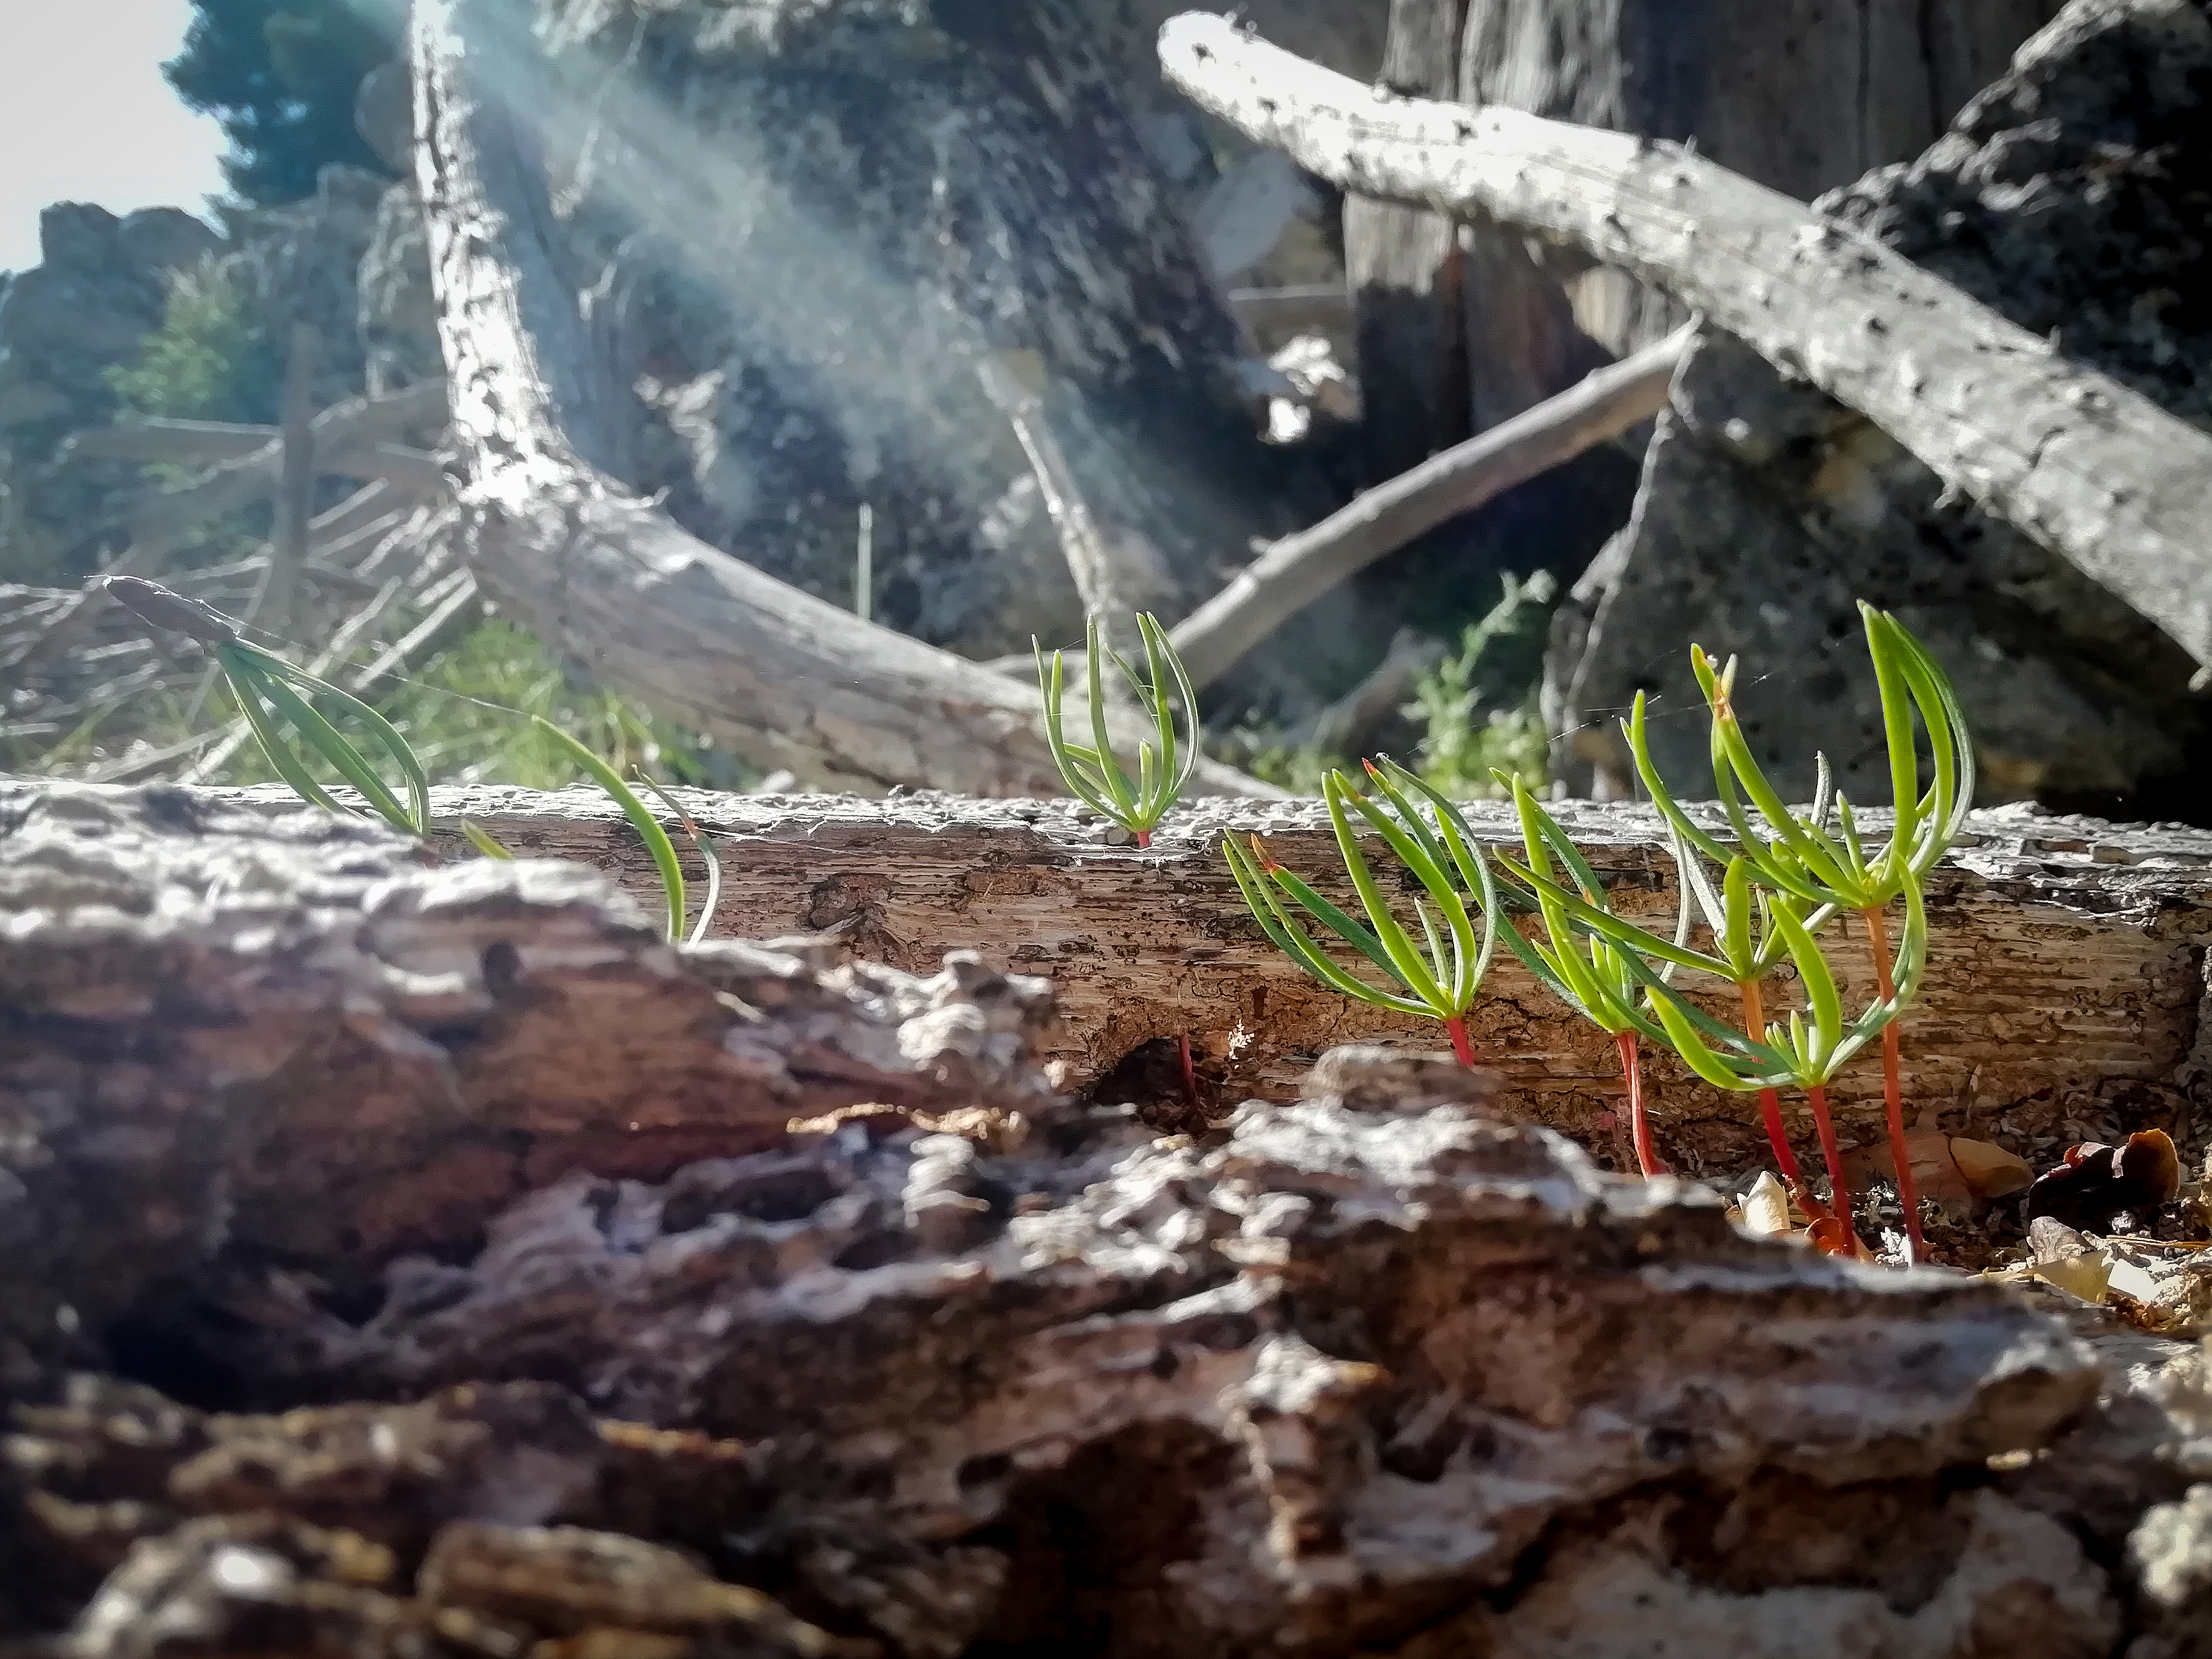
<box><xmin>210</xmin><ymin>784</ymin><xmax>2212</xmax><ymax>1167</ymax></box>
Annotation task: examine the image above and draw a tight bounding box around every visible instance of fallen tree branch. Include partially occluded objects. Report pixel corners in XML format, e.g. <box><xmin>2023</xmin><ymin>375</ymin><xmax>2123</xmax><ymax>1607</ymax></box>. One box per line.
<box><xmin>411</xmin><ymin>0</ymin><xmax>1276</xmax><ymax>795</ymax></box>
<box><xmin>59</xmin><ymin>380</ymin><xmax>448</xmax><ymax>471</ymax></box>
<box><xmin>1159</xmin><ymin>12</ymin><xmax>2212</xmax><ymax>671</ymax></box>
<box><xmin>7</xmin><ymin>389</ymin><xmax>458</xmax><ymax>680</ymax></box>
<box><xmin>1171</xmin><ymin>322</ymin><xmax>1689</xmax><ymax>687</ymax></box>
<box><xmin>205</xmin><ymin>782</ymin><xmax>2212</xmax><ymax>1143</ymax></box>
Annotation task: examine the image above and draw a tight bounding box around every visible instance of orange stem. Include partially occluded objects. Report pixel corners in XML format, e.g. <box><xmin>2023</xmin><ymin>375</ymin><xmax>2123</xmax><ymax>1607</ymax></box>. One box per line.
<box><xmin>1860</xmin><ymin>904</ymin><xmax>1924</xmax><ymax>1263</ymax></box>
<box><xmin>1177</xmin><ymin>1032</ymin><xmax>1199</xmax><ymax>1111</ymax></box>
<box><xmin>1616</xmin><ymin>1031</ymin><xmax>1668</xmax><ymax>1176</ymax></box>
<box><xmin>1133</xmin><ymin>829</ymin><xmax>1151</xmax><ymax>849</ymax></box>
<box><xmin>1738</xmin><ymin>979</ymin><xmax>1804</xmax><ymax>1188</ymax></box>
<box><xmin>1443</xmin><ymin>1015</ymin><xmax>1475</xmax><ymax>1068</ymax></box>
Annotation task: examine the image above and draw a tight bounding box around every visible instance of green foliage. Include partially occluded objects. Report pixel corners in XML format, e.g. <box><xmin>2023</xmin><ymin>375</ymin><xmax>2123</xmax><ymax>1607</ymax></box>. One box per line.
<box><xmin>1222</xmin><ymin>758</ymin><xmax>1500</xmax><ymax>1062</ymax></box>
<box><xmin>1410</xmin><ymin>571</ymin><xmax>1555</xmax><ymax>798</ymax></box>
<box><xmin>1241</xmin><ymin>742</ymin><xmax>1334</xmax><ymax>796</ymax></box>
<box><xmin>96</xmin><ymin>579</ymin><xmax>719</xmax><ymax>947</ymax></box>
<box><xmin>165</xmin><ymin>0</ymin><xmax>401</xmax><ymax>207</ymax></box>
<box><xmin>105</xmin><ymin>257</ymin><xmax>282</xmax><ymax>428</ymax></box>
<box><xmin>325</xmin><ymin>619</ymin><xmax>715</xmax><ymax>791</ymax></box>
<box><xmin>527</xmin><ymin>715</ymin><xmax>698</xmax><ymax>946</ymax></box>
<box><xmin>1626</xmin><ymin>603</ymin><xmax>1975</xmax><ymax>914</ymax></box>
<box><xmin>1035</xmin><ymin>613</ymin><xmax>1199</xmax><ymax>845</ymax></box>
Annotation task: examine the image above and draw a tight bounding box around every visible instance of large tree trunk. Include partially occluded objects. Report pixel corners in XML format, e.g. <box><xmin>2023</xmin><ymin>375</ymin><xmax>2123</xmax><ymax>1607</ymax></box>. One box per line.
<box><xmin>495</xmin><ymin>0</ymin><xmax>1378</xmax><ymax>719</ymax></box>
<box><xmin>407</xmin><ymin>0</ymin><xmax>1279</xmax><ymax>797</ymax></box>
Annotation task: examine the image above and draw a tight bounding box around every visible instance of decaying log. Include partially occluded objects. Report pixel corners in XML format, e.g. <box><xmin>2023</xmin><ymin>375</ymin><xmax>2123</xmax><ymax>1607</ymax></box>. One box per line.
<box><xmin>0</xmin><ymin>781</ymin><xmax>1061</xmax><ymax>1359</ymax></box>
<box><xmin>1170</xmin><ymin>323</ymin><xmax>1689</xmax><ymax>687</ymax></box>
<box><xmin>184</xmin><ymin>784</ymin><xmax>2212</xmax><ymax>1175</ymax></box>
<box><xmin>0</xmin><ymin>775</ymin><xmax>2165</xmax><ymax>1655</ymax></box>
<box><xmin>1159</xmin><ymin>12</ymin><xmax>2212</xmax><ymax>673</ymax></box>
<box><xmin>409</xmin><ymin>0</ymin><xmax>1275</xmax><ymax>799</ymax></box>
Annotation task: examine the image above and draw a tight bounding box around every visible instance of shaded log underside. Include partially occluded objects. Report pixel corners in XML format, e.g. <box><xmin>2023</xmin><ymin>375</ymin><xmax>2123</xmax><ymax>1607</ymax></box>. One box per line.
<box><xmin>204</xmin><ymin>783</ymin><xmax>2212</xmax><ymax>1172</ymax></box>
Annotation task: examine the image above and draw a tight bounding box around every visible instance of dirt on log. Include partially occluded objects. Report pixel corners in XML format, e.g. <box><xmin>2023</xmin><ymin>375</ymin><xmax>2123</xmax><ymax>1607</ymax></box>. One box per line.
<box><xmin>199</xmin><ymin>783</ymin><xmax>2212</xmax><ymax>1186</ymax></box>
<box><xmin>9</xmin><ymin>778</ymin><xmax>2210</xmax><ymax>1657</ymax></box>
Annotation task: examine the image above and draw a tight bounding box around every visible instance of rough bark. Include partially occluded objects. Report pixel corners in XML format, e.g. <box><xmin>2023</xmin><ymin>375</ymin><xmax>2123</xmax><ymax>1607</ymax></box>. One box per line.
<box><xmin>170</xmin><ymin>784</ymin><xmax>2212</xmax><ymax>1184</ymax></box>
<box><xmin>0</xmin><ymin>781</ymin><xmax>1064</xmax><ymax>1359</ymax></box>
<box><xmin>409</xmin><ymin>0</ymin><xmax>1274</xmax><ymax>799</ymax></box>
<box><xmin>491</xmin><ymin>0</ymin><xmax>1361</xmax><ymax>711</ymax></box>
<box><xmin>1161</xmin><ymin>12</ymin><xmax>2212</xmax><ymax>678</ymax></box>
<box><xmin>1344</xmin><ymin>0</ymin><xmax>1475</xmax><ymax>481</ymax></box>
<box><xmin>0</xmin><ymin>776</ymin><xmax>2172</xmax><ymax>1657</ymax></box>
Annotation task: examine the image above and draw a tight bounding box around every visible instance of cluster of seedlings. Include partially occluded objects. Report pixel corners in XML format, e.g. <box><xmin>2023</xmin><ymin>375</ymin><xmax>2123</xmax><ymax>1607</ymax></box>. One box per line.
<box><xmin>1042</xmin><ymin>600</ymin><xmax>1972</xmax><ymax>1264</ymax></box>
<box><xmin>109</xmin><ymin>572</ymin><xmax>1967</xmax><ymax>1264</ymax></box>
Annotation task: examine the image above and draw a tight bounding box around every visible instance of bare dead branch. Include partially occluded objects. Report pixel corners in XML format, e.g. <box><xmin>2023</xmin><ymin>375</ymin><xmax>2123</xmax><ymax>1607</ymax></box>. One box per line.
<box><xmin>1159</xmin><ymin>11</ymin><xmax>2212</xmax><ymax>670</ymax></box>
<box><xmin>1171</xmin><ymin>323</ymin><xmax>1688</xmax><ymax>687</ymax></box>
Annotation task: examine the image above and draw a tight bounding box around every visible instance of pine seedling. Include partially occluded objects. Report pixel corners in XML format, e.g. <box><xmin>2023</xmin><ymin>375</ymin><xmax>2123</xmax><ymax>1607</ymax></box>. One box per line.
<box><xmin>102</xmin><ymin>574</ymin><xmax>429</xmax><ymax>838</ymax></box>
<box><xmin>1036</xmin><ymin>611</ymin><xmax>1206</xmax><ymax>1105</ymax></box>
<box><xmin>1623</xmin><ymin>603</ymin><xmax>1972</xmax><ymax>1258</ymax></box>
<box><xmin>103</xmin><ymin>575</ymin><xmax>711</xmax><ymax>949</ymax></box>
<box><xmin>1485</xmin><ymin>776</ymin><xmax>1697</xmax><ymax>1177</ymax></box>
<box><xmin>1493</xmin><ymin>800</ymin><xmax>1864</xmax><ymax>1243</ymax></box>
<box><xmin>1223</xmin><ymin>759</ymin><xmax>1501</xmax><ymax>1066</ymax></box>
<box><xmin>1033</xmin><ymin>611</ymin><xmax>1199</xmax><ymax>849</ymax></box>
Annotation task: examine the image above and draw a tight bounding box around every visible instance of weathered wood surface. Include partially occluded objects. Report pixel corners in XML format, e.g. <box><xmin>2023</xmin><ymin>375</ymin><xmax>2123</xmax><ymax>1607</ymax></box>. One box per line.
<box><xmin>1161</xmin><ymin>11</ymin><xmax>2212</xmax><ymax>674</ymax></box>
<box><xmin>1</xmin><ymin>778</ymin><xmax>2201</xmax><ymax>1657</ymax></box>
<box><xmin>200</xmin><ymin>784</ymin><xmax>2212</xmax><ymax>1169</ymax></box>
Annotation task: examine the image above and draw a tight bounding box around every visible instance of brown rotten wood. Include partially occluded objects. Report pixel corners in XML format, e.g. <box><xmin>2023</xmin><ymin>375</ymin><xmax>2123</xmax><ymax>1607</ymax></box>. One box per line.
<box><xmin>1170</xmin><ymin>322</ymin><xmax>1690</xmax><ymax>687</ymax></box>
<box><xmin>1158</xmin><ymin>11</ymin><xmax>2212</xmax><ymax>672</ymax></box>
<box><xmin>409</xmin><ymin>0</ymin><xmax>1276</xmax><ymax>798</ymax></box>
<box><xmin>208</xmin><ymin>782</ymin><xmax>2212</xmax><ymax>1164</ymax></box>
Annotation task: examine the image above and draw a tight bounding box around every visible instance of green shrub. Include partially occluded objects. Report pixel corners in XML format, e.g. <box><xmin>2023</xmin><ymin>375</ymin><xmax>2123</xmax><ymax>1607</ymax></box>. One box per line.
<box><xmin>1410</xmin><ymin>571</ymin><xmax>1556</xmax><ymax>798</ymax></box>
<box><xmin>105</xmin><ymin>256</ymin><xmax>282</xmax><ymax>428</ymax></box>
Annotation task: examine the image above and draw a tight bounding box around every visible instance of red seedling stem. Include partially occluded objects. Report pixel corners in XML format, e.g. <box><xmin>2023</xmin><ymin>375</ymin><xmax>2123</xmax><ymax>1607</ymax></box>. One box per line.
<box><xmin>1736</xmin><ymin>980</ymin><xmax>1805</xmax><ymax>1188</ymax></box>
<box><xmin>1134</xmin><ymin>829</ymin><xmax>1151</xmax><ymax>849</ymax></box>
<box><xmin>1859</xmin><ymin>903</ymin><xmax>1924</xmax><ymax>1263</ymax></box>
<box><xmin>1443</xmin><ymin>1015</ymin><xmax>1475</xmax><ymax>1068</ymax></box>
<box><xmin>1616</xmin><ymin>1030</ymin><xmax>1668</xmax><ymax>1176</ymax></box>
<box><xmin>1803</xmin><ymin>1082</ymin><xmax>1857</xmax><ymax>1249</ymax></box>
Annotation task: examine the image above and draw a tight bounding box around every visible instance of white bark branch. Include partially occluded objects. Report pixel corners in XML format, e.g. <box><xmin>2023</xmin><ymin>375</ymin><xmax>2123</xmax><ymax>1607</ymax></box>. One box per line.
<box><xmin>1159</xmin><ymin>12</ymin><xmax>2212</xmax><ymax>670</ymax></box>
<box><xmin>1171</xmin><ymin>322</ymin><xmax>1689</xmax><ymax>687</ymax></box>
